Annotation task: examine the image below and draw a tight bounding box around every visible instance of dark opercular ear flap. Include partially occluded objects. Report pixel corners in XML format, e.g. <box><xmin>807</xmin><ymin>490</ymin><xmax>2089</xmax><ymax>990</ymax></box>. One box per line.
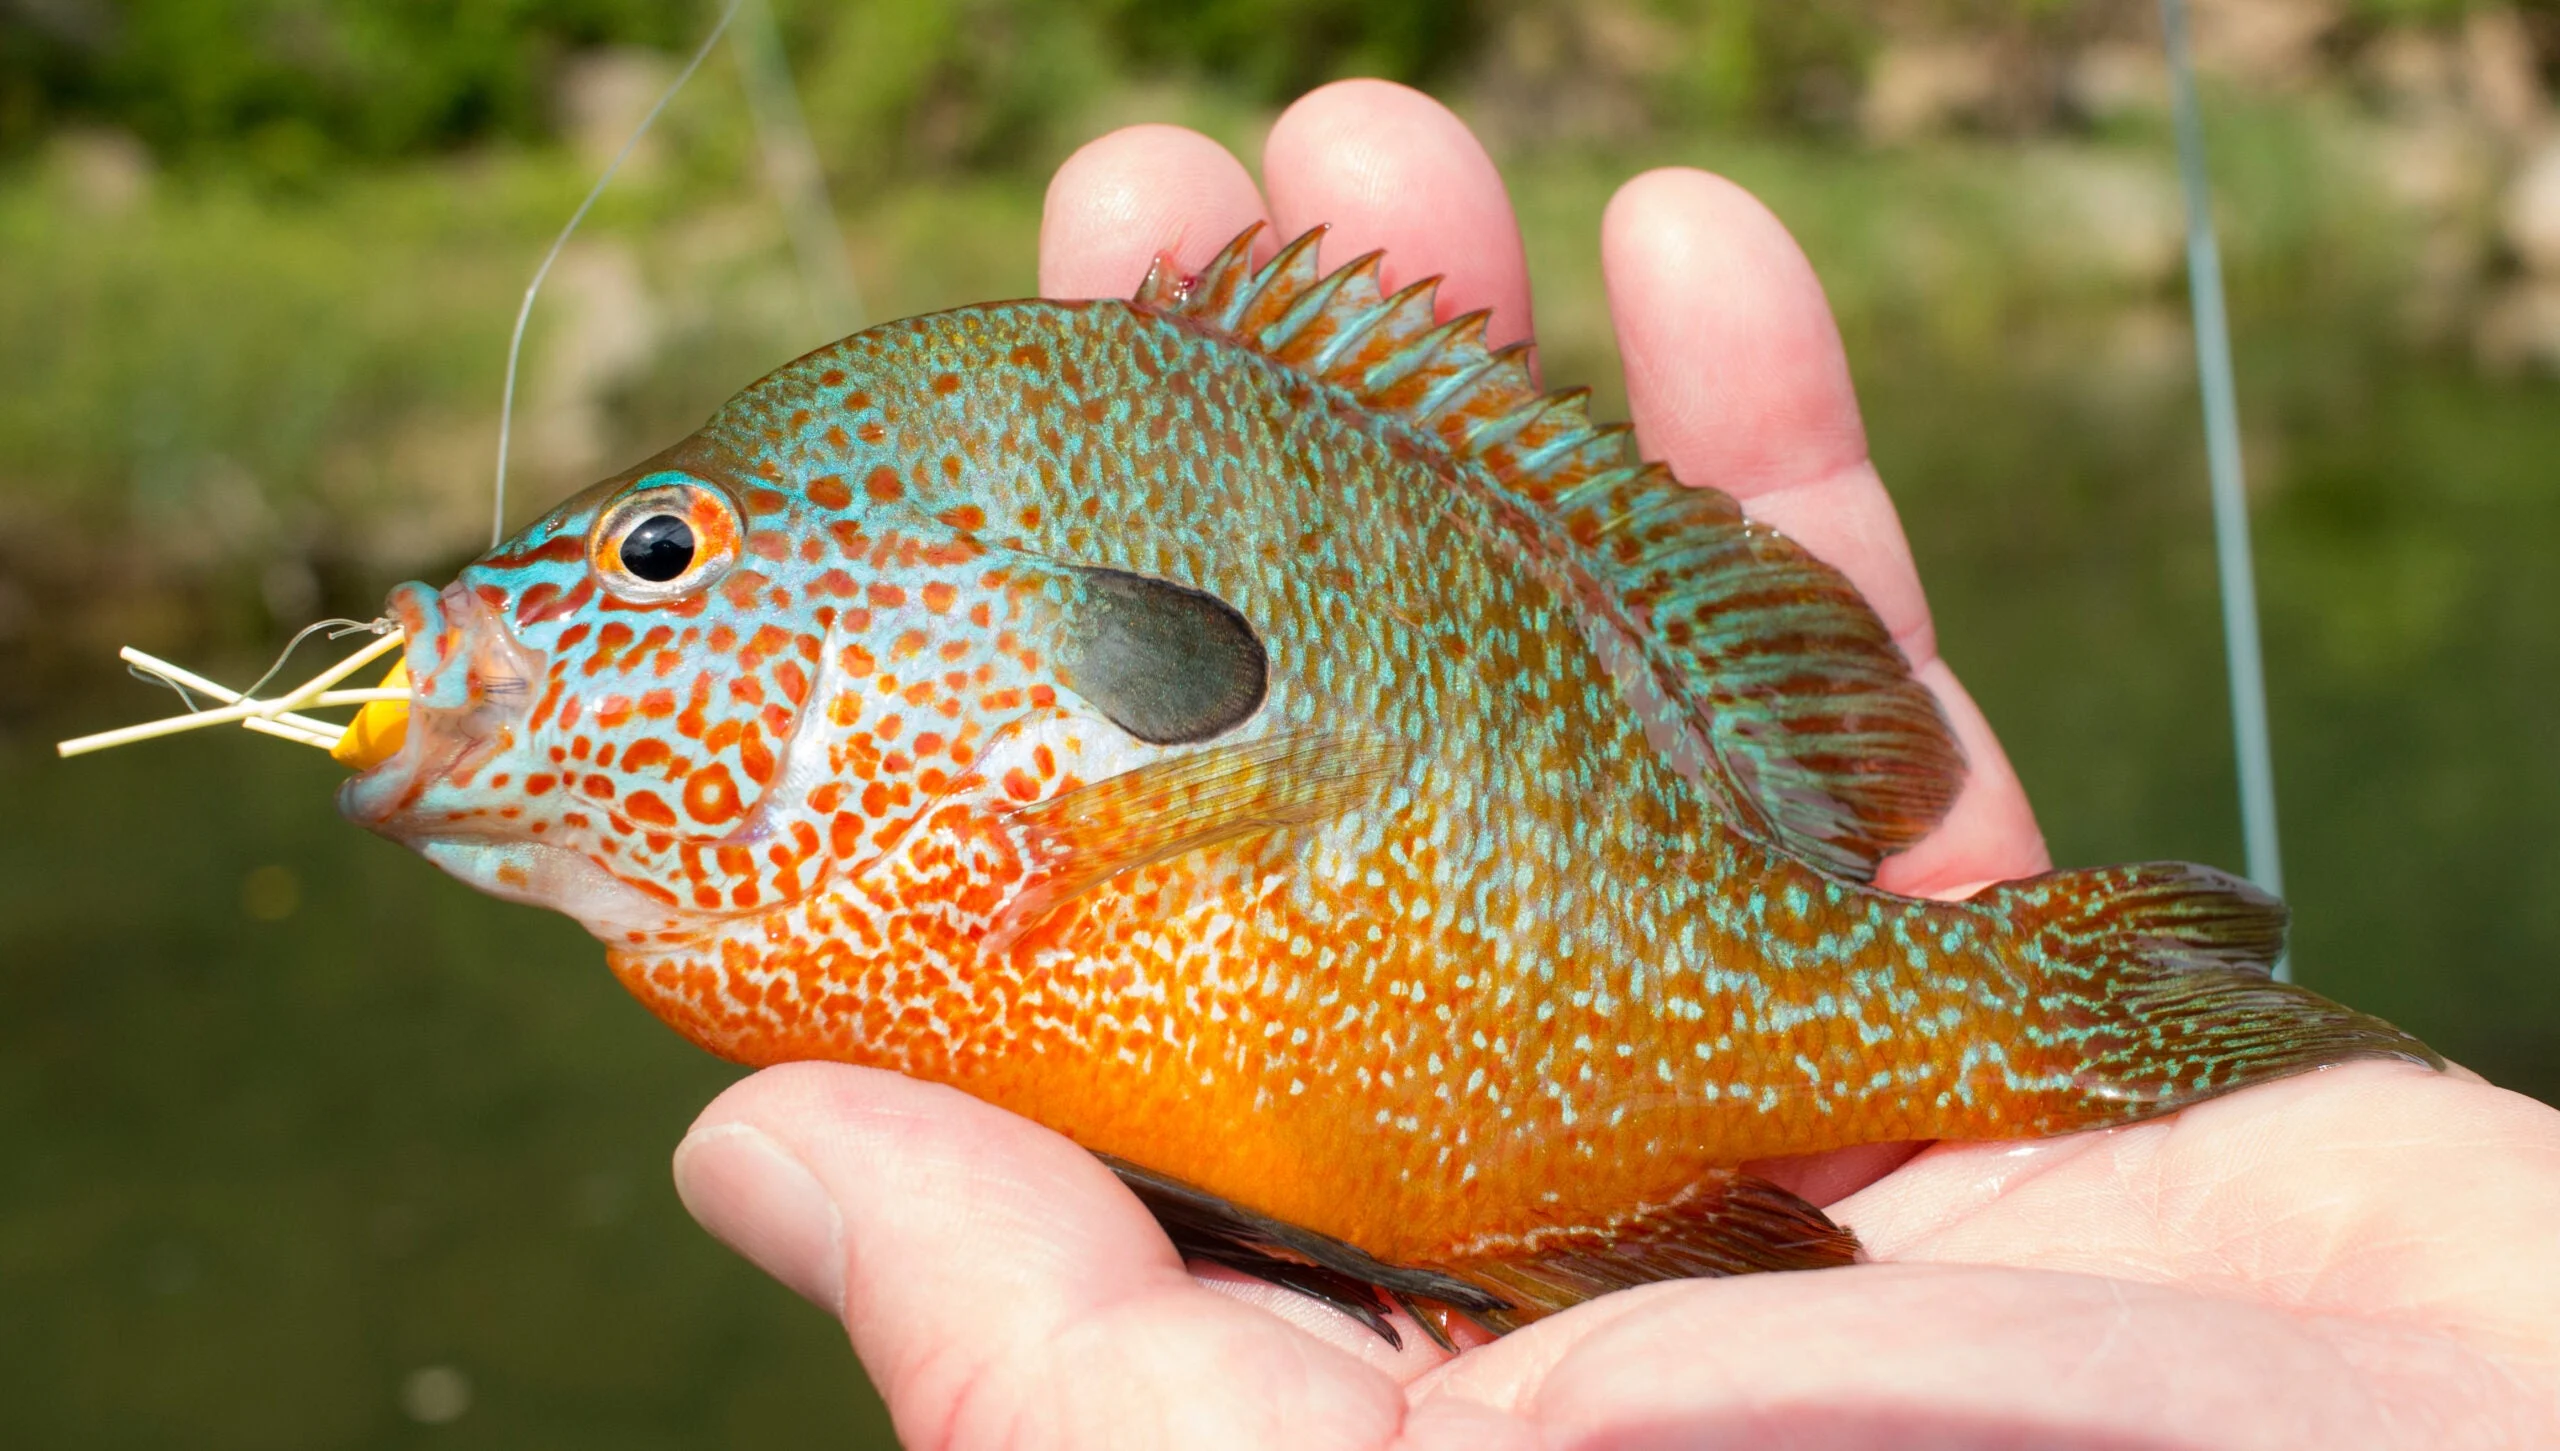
<box><xmin>1061</xmin><ymin>567</ymin><xmax>1268</xmax><ymax>744</ymax></box>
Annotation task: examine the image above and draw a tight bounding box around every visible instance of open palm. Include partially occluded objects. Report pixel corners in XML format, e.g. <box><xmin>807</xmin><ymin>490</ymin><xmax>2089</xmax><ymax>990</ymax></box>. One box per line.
<box><xmin>672</xmin><ymin>83</ymin><xmax>2560</xmax><ymax>1449</ymax></box>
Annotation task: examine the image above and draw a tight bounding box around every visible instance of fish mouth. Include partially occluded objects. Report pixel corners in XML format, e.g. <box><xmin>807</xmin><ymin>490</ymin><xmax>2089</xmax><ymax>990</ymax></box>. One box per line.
<box><xmin>336</xmin><ymin>579</ymin><xmax>541</xmax><ymax>838</ymax></box>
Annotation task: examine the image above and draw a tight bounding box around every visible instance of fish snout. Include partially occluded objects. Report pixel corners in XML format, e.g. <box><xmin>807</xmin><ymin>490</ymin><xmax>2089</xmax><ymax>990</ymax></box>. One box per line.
<box><xmin>336</xmin><ymin>580</ymin><xmax>542</xmax><ymax>832</ymax></box>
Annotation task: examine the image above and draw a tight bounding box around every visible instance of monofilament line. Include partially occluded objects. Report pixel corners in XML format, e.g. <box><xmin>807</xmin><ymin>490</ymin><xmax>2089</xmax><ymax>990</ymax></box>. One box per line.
<box><xmin>491</xmin><ymin>0</ymin><xmax>748</xmax><ymax>547</ymax></box>
<box><xmin>2161</xmin><ymin>0</ymin><xmax>2287</xmax><ymax>979</ymax></box>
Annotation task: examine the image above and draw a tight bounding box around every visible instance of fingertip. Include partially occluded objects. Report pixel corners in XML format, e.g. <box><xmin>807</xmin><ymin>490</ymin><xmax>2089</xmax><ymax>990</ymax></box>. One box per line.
<box><xmin>677</xmin><ymin>1064</ymin><xmax>1190</xmax><ymax>1343</ymax></box>
<box><xmin>1040</xmin><ymin>123</ymin><xmax>1270</xmax><ymax>300</ymax></box>
<box><xmin>673</xmin><ymin>1118</ymin><xmax>848</xmax><ymax>1317</ymax></box>
<box><xmin>1263</xmin><ymin>79</ymin><xmax>1534</xmax><ymax>347</ymax></box>
<box><xmin>1602</xmin><ymin>166</ymin><xmax>1867</xmax><ymax>494</ymax></box>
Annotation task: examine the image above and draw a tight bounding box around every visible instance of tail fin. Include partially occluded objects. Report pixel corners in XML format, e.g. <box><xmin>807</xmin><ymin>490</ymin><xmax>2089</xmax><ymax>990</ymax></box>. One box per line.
<box><xmin>1995</xmin><ymin>862</ymin><xmax>2439</xmax><ymax>1126</ymax></box>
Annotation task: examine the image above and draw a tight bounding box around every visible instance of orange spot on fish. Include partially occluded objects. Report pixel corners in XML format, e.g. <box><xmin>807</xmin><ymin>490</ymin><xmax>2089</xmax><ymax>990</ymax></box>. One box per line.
<box><xmin>517</xmin><ymin>582</ymin><xmax>565</xmax><ymax>625</ymax></box>
<box><xmin>587</xmin><ymin>623</ymin><xmax>634</xmax><ymax>675</ymax></box>
<box><xmin>683</xmin><ymin>764</ymin><xmax>743</xmax><ymax>825</ymax></box>
<box><xmin>866</xmin><ymin>467</ymin><xmax>903</xmax><ymax>503</ymax></box>
<box><xmin>721</xmin><ymin>570</ymin><xmax>768</xmax><ymax>611</ymax></box>
<box><xmin>741</xmin><ymin>624</ymin><xmax>792</xmax><ymax>668</ymax></box>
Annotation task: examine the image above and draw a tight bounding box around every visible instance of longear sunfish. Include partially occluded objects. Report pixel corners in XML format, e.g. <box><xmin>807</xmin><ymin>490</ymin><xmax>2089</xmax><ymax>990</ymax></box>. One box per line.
<box><xmin>337</xmin><ymin>227</ymin><xmax>2437</xmax><ymax>1341</ymax></box>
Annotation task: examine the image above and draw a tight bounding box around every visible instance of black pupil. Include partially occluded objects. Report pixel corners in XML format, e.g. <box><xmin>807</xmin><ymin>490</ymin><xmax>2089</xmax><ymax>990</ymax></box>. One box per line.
<box><xmin>620</xmin><ymin>514</ymin><xmax>696</xmax><ymax>582</ymax></box>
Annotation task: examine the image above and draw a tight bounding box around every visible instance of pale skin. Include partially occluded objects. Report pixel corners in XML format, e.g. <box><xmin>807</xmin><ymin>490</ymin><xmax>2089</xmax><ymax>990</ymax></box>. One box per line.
<box><xmin>669</xmin><ymin>81</ymin><xmax>2560</xmax><ymax>1449</ymax></box>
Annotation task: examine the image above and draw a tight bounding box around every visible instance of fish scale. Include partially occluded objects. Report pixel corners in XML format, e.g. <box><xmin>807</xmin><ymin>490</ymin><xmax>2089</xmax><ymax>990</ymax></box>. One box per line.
<box><xmin>336</xmin><ymin>224</ymin><xmax>2437</xmax><ymax>1335</ymax></box>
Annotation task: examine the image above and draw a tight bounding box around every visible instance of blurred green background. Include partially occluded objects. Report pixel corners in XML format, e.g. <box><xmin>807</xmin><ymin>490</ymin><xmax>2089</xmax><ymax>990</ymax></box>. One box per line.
<box><xmin>4</xmin><ymin>0</ymin><xmax>2557</xmax><ymax>1445</ymax></box>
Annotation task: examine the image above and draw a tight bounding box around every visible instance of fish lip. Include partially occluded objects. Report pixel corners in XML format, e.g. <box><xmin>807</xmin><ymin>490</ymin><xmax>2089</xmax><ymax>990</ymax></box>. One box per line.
<box><xmin>336</xmin><ymin>580</ymin><xmax>541</xmax><ymax>838</ymax></box>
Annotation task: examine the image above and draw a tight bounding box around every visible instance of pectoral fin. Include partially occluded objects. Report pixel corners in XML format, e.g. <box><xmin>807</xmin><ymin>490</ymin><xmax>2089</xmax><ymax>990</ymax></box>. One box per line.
<box><xmin>992</xmin><ymin>731</ymin><xmax>1405</xmax><ymax>946</ymax></box>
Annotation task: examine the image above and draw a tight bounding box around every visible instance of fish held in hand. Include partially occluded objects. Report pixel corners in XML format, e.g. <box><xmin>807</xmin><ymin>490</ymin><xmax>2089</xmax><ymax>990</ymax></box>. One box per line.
<box><xmin>335</xmin><ymin>227</ymin><xmax>2438</xmax><ymax>1337</ymax></box>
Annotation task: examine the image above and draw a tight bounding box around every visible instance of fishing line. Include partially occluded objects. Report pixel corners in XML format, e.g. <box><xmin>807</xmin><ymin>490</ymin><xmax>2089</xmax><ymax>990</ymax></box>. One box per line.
<box><xmin>2161</xmin><ymin>0</ymin><xmax>2288</xmax><ymax>978</ymax></box>
<box><xmin>733</xmin><ymin>0</ymin><xmax>864</xmax><ymax>338</ymax></box>
<box><xmin>492</xmin><ymin>0</ymin><xmax>747</xmax><ymax>548</ymax></box>
<box><xmin>130</xmin><ymin>616</ymin><xmax>391</xmax><ymax>715</ymax></box>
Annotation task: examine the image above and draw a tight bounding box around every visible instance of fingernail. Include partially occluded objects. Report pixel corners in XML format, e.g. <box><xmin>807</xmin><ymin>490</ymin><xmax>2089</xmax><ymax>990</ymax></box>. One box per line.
<box><xmin>673</xmin><ymin>1123</ymin><xmax>847</xmax><ymax>1318</ymax></box>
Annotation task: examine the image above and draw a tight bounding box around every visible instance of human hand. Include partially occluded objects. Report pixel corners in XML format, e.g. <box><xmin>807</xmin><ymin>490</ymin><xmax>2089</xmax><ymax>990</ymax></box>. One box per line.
<box><xmin>671</xmin><ymin>82</ymin><xmax>2560</xmax><ymax>1448</ymax></box>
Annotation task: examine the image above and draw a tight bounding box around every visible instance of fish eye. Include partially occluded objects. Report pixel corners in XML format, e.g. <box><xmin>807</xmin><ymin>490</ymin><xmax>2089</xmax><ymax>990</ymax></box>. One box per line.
<box><xmin>620</xmin><ymin>515</ymin><xmax>695</xmax><ymax>581</ymax></box>
<box><xmin>589</xmin><ymin>474</ymin><xmax>741</xmax><ymax>602</ymax></box>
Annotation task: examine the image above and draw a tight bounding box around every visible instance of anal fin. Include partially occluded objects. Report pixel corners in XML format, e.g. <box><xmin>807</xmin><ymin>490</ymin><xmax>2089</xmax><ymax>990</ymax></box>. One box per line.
<box><xmin>1105</xmin><ymin>1154</ymin><xmax>1859</xmax><ymax>1347</ymax></box>
<box><xmin>1426</xmin><ymin>1170</ymin><xmax>1862</xmax><ymax>1334</ymax></box>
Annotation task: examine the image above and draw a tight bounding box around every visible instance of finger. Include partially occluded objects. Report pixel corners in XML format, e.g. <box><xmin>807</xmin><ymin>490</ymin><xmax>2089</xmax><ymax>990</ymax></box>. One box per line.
<box><xmin>1261</xmin><ymin>80</ymin><xmax>1535</xmax><ymax>350</ymax></box>
<box><xmin>1836</xmin><ymin>1061</ymin><xmax>2560</xmax><ymax>1355</ymax></box>
<box><xmin>674</xmin><ymin>1063</ymin><xmax>1408</xmax><ymax>1448</ymax></box>
<box><xmin>1602</xmin><ymin>169</ymin><xmax>1877</xmax><ymax>569</ymax></box>
<box><xmin>1041</xmin><ymin>124</ymin><xmax>1270</xmax><ymax>301</ymax></box>
<box><xmin>1421</xmin><ymin>1263</ymin><xmax>2467</xmax><ymax>1449</ymax></box>
<box><xmin>1602</xmin><ymin>168</ymin><xmax>2045</xmax><ymax>890</ymax></box>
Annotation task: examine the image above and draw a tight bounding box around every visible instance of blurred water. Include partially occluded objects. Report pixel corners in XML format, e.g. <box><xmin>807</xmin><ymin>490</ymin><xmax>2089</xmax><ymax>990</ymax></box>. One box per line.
<box><xmin>3</xmin><ymin>207</ymin><xmax>2554</xmax><ymax>1448</ymax></box>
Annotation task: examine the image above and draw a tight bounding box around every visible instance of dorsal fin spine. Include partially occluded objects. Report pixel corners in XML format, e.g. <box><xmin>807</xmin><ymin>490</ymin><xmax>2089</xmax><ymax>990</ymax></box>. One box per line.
<box><xmin>1189</xmin><ymin>228</ymin><xmax>1261</xmax><ymax>319</ymax></box>
<box><xmin>1324</xmin><ymin>279</ymin><xmax>1438</xmax><ymax>380</ymax></box>
<box><xmin>1463</xmin><ymin>388</ymin><xmax>1579</xmax><ymax>460</ymax></box>
<box><xmin>1231</xmin><ymin>229</ymin><xmax>1325</xmax><ymax>335</ymax></box>
<box><xmin>1511</xmin><ymin>425</ymin><xmax>1629</xmax><ymax>489</ymax></box>
<box><xmin>1262</xmin><ymin>261</ymin><xmax>1363</xmax><ymax>357</ymax></box>
<box><xmin>1284</xmin><ymin>251</ymin><xmax>1386</xmax><ymax>366</ymax></box>
<box><xmin>1362</xmin><ymin>305</ymin><xmax>1475</xmax><ymax>397</ymax></box>
<box><xmin>1412</xmin><ymin>338</ymin><xmax>1519</xmax><ymax>424</ymax></box>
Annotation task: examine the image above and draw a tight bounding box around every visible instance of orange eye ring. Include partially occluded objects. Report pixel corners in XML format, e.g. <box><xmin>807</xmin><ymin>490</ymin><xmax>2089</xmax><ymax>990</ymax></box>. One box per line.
<box><xmin>588</xmin><ymin>473</ymin><xmax>743</xmax><ymax>603</ymax></box>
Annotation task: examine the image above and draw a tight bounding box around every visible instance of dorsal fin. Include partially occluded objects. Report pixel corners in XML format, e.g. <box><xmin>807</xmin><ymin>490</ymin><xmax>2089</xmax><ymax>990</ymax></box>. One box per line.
<box><xmin>1135</xmin><ymin>225</ymin><xmax>1964</xmax><ymax>878</ymax></box>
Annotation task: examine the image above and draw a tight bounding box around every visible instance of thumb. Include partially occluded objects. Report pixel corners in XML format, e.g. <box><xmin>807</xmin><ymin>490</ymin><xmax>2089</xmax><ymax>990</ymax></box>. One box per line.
<box><xmin>672</xmin><ymin>1062</ymin><xmax>1410</xmax><ymax>1450</ymax></box>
